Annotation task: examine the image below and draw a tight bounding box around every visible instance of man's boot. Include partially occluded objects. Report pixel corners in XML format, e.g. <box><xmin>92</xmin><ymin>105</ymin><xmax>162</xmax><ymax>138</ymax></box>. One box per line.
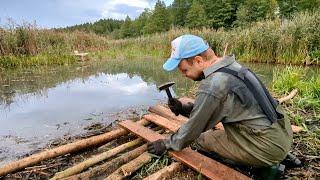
<box><xmin>259</xmin><ymin>164</ymin><xmax>285</xmax><ymax>180</ymax></box>
<box><xmin>281</xmin><ymin>152</ymin><xmax>302</xmax><ymax>168</ymax></box>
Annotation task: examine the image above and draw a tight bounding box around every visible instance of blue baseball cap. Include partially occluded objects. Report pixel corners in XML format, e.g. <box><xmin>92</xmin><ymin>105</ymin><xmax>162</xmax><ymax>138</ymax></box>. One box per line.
<box><xmin>163</xmin><ymin>34</ymin><xmax>209</xmax><ymax>71</ymax></box>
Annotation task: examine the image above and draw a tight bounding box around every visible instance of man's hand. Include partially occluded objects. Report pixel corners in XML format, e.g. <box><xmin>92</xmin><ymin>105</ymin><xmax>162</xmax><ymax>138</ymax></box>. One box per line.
<box><xmin>147</xmin><ymin>139</ymin><xmax>167</xmax><ymax>156</ymax></box>
<box><xmin>168</xmin><ymin>98</ymin><xmax>182</xmax><ymax>116</ymax></box>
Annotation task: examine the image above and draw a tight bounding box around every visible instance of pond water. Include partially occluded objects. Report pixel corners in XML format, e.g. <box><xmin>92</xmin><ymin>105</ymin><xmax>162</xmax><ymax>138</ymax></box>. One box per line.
<box><xmin>0</xmin><ymin>57</ymin><xmax>312</xmax><ymax>165</ymax></box>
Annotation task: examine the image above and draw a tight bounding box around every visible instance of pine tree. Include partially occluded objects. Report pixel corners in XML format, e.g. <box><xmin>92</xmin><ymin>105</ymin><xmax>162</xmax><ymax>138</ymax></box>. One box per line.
<box><xmin>199</xmin><ymin>0</ymin><xmax>237</xmax><ymax>29</ymax></box>
<box><xmin>236</xmin><ymin>0</ymin><xmax>278</xmax><ymax>26</ymax></box>
<box><xmin>170</xmin><ymin>0</ymin><xmax>193</xmax><ymax>27</ymax></box>
<box><xmin>186</xmin><ymin>0</ymin><xmax>207</xmax><ymax>28</ymax></box>
<box><xmin>143</xmin><ymin>0</ymin><xmax>170</xmax><ymax>34</ymax></box>
<box><xmin>277</xmin><ymin>0</ymin><xmax>320</xmax><ymax>19</ymax></box>
<box><xmin>132</xmin><ymin>9</ymin><xmax>151</xmax><ymax>36</ymax></box>
<box><xmin>120</xmin><ymin>16</ymin><xmax>133</xmax><ymax>38</ymax></box>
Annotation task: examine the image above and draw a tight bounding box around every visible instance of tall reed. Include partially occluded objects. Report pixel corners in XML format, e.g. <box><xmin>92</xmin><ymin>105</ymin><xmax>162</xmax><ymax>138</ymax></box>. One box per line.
<box><xmin>99</xmin><ymin>11</ymin><xmax>320</xmax><ymax>65</ymax></box>
<box><xmin>0</xmin><ymin>23</ymin><xmax>109</xmax><ymax>68</ymax></box>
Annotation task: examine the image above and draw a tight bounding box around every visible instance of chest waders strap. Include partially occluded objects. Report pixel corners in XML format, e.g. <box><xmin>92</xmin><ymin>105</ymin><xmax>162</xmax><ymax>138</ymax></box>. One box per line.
<box><xmin>216</xmin><ymin>67</ymin><xmax>284</xmax><ymax>123</ymax></box>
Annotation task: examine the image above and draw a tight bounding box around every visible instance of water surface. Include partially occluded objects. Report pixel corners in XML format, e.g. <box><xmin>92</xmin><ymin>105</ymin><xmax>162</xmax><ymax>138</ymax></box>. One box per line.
<box><xmin>0</xmin><ymin>58</ymin><xmax>316</xmax><ymax>165</ymax></box>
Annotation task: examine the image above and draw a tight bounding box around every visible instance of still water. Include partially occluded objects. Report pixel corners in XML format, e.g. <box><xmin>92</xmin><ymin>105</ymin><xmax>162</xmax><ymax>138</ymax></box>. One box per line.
<box><xmin>0</xmin><ymin>58</ymin><xmax>289</xmax><ymax>165</ymax></box>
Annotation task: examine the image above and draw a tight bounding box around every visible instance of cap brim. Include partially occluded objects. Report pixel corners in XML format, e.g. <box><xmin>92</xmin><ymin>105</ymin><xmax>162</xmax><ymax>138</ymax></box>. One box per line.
<box><xmin>163</xmin><ymin>58</ymin><xmax>181</xmax><ymax>71</ymax></box>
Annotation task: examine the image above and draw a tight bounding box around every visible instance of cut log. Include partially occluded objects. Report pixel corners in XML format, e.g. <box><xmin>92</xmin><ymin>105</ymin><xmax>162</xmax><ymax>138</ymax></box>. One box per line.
<box><xmin>148</xmin><ymin>104</ymin><xmax>187</xmax><ymax>123</ymax></box>
<box><xmin>64</xmin><ymin>144</ymin><xmax>147</xmax><ymax>180</ymax></box>
<box><xmin>51</xmin><ymin>138</ymin><xmax>143</xmax><ymax>179</ymax></box>
<box><xmin>0</xmin><ymin>119</ymin><xmax>149</xmax><ymax>177</ymax></box>
<box><xmin>143</xmin><ymin>162</ymin><xmax>183</xmax><ymax>180</ymax></box>
<box><xmin>118</xmin><ymin>120</ymin><xmax>249</xmax><ymax>180</ymax></box>
<box><xmin>105</xmin><ymin>152</ymin><xmax>151</xmax><ymax>180</ymax></box>
<box><xmin>149</xmin><ymin>104</ymin><xmax>301</xmax><ymax>133</ymax></box>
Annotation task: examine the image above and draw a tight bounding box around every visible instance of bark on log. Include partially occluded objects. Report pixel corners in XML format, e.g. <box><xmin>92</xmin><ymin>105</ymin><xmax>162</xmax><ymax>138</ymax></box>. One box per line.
<box><xmin>63</xmin><ymin>144</ymin><xmax>147</xmax><ymax>180</ymax></box>
<box><xmin>105</xmin><ymin>152</ymin><xmax>151</xmax><ymax>180</ymax></box>
<box><xmin>51</xmin><ymin>138</ymin><xmax>143</xmax><ymax>179</ymax></box>
<box><xmin>0</xmin><ymin>119</ymin><xmax>149</xmax><ymax>177</ymax></box>
<box><xmin>143</xmin><ymin>162</ymin><xmax>182</xmax><ymax>180</ymax></box>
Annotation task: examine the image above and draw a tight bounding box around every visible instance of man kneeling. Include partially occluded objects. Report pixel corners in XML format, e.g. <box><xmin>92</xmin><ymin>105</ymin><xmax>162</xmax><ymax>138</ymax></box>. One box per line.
<box><xmin>148</xmin><ymin>35</ymin><xmax>293</xmax><ymax>176</ymax></box>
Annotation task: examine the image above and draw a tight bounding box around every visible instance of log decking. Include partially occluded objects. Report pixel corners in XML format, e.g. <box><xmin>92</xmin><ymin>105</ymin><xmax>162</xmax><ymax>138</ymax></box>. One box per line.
<box><xmin>119</xmin><ymin>120</ymin><xmax>249</xmax><ymax>180</ymax></box>
<box><xmin>0</xmin><ymin>97</ymin><xmax>302</xmax><ymax>179</ymax></box>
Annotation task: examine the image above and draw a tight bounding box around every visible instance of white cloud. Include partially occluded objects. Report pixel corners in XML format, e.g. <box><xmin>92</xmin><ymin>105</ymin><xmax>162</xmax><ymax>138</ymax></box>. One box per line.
<box><xmin>101</xmin><ymin>0</ymin><xmax>153</xmax><ymax>20</ymax></box>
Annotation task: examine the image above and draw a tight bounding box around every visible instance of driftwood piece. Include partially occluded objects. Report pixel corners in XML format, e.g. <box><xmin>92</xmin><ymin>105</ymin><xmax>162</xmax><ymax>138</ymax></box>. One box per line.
<box><xmin>0</xmin><ymin>119</ymin><xmax>149</xmax><ymax>177</ymax></box>
<box><xmin>278</xmin><ymin>89</ymin><xmax>298</xmax><ymax>104</ymax></box>
<box><xmin>51</xmin><ymin>138</ymin><xmax>143</xmax><ymax>179</ymax></box>
<box><xmin>105</xmin><ymin>152</ymin><xmax>151</xmax><ymax>180</ymax></box>
<box><xmin>143</xmin><ymin>162</ymin><xmax>183</xmax><ymax>180</ymax></box>
<box><xmin>119</xmin><ymin>120</ymin><xmax>249</xmax><ymax>180</ymax></box>
<box><xmin>64</xmin><ymin>144</ymin><xmax>147</xmax><ymax>180</ymax></box>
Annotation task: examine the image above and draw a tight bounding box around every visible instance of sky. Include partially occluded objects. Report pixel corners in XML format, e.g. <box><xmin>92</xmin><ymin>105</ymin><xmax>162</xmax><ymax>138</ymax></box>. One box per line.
<box><xmin>0</xmin><ymin>0</ymin><xmax>174</xmax><ymax>28</ymax></box>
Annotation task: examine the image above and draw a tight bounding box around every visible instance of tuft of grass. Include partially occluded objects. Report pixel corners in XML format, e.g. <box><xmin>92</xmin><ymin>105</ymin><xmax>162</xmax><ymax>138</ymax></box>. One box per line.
<box><xmin>131</xmin><ymin>154</ymin><xmax>171</xmax><ymax>179</ymax></box>
<box><xmin>272</xmin><ymin>66</ymin><xmax>320</xmax><ymax>110</ymax></box>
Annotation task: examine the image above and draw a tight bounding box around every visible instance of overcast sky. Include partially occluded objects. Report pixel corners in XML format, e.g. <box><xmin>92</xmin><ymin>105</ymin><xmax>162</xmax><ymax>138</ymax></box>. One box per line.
<box><xmin>0</xmin><ymin>0</ymin><xmax>174</xmax><ymax>28</ymax></box>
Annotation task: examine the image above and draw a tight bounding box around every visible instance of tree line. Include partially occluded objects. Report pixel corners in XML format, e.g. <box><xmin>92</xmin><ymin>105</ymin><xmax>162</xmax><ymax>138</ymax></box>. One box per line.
<box><xmin>61</xmin><ymin>0</ymin><xmax>320</xmax><ymax>39</ymax></box>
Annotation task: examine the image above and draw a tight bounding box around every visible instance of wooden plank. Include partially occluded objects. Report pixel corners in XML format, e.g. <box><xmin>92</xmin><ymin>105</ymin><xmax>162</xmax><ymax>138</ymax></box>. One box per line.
<box><xmin>143</xmin><ymin>114</ymin><xmax>180</xmax><ymax>132</ymax></box>
<box><xmin>118</xmin><ymin>120</ymin><xmax>249</xmax><ymax>180</ymax></box>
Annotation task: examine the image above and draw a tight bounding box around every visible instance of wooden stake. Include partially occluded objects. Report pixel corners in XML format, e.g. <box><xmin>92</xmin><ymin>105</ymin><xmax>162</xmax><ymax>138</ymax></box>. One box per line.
<box><xmin>51</xmin><ymin>138</ymin><xmax>143</xmax><ymax>179</ymax></box>
<box><xmin>105</xmin><ymin>152</ymin><xmax>151</xmax><ymax>180</ymax></box>
<box><xmin>143</xmin><ymin>162</ymin><xmax>182</xmax><ymax>180</ymax></box>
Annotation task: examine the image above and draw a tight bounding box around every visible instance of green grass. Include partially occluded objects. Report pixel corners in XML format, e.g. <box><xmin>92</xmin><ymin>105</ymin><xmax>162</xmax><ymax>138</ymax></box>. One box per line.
<box><xmin>0</xmin><ymin>23</ymin><xmax>108</xmax><ymax>68</ymax></box>
<box><xmin>0</xmin><ymin>54</ymin><xmax>77</xmax><ymax>68</ymax></box>
<box><xmin>272</xmin><ymin>66</ymin><xmax>320</xmax><ymax>110</ymax></box>
<box><xmin>272</xmin><ymin>66</ymin><xmax>319</xmax><ymax>165</ymax></box>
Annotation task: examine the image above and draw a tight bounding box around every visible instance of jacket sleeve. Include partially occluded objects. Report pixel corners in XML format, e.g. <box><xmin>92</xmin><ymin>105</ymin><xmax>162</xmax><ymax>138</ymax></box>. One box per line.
<box><xmin>164</xmin><ymin>91</ymin><xmax>223</xmax><ymax>151</ymax></box>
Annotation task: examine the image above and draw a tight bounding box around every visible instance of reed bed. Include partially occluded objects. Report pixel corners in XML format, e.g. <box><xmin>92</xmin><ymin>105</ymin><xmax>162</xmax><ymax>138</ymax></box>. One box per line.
<box><xmin>98</xmin><ymin>11</ymin><xmax>320</xmax><ymax>66</ymax></box>
<box><xmin>0</xmin><ymin>23</ymin><xmax>108</xmax><ymax>68</ymax></box>
<box><xmin>1</xmin><ymin>11</ymin><xmax>320</xmax><ymax>68</ymax></box>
